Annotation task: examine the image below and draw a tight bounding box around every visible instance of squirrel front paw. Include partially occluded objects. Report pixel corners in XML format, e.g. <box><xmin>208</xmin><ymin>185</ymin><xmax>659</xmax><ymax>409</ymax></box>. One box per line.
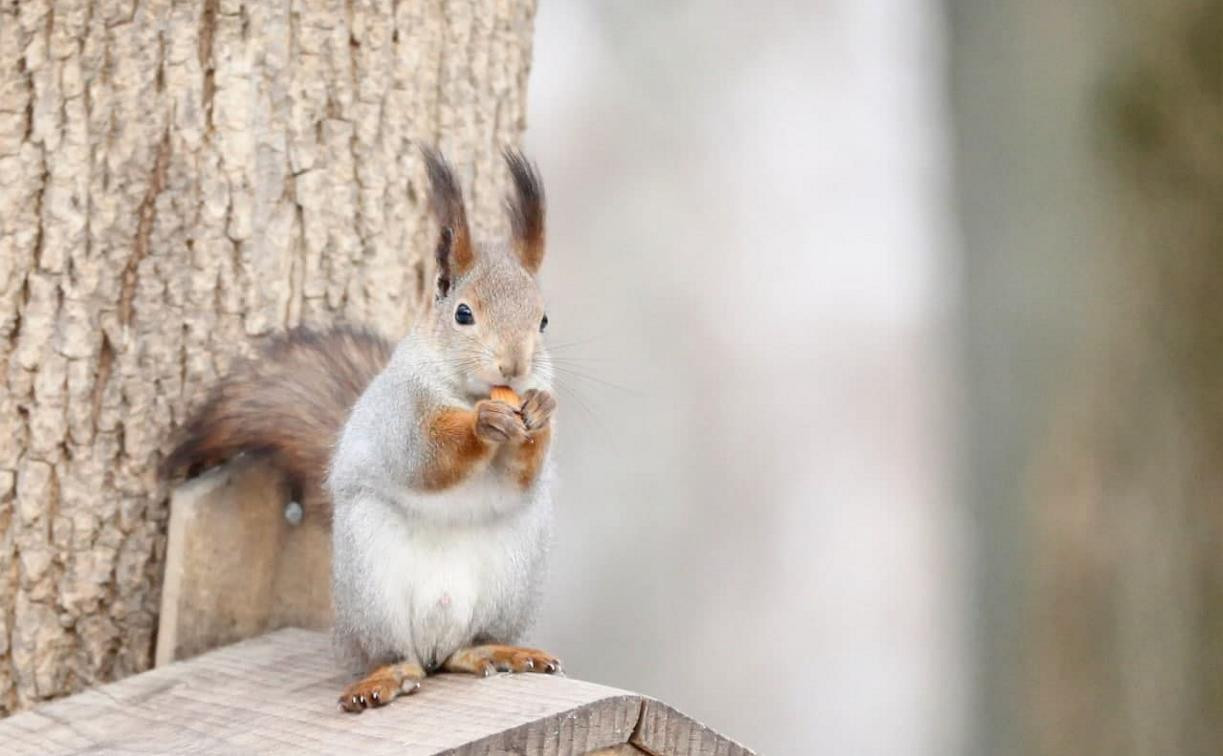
<box><xmin>475</xmin><ymin>399</ymin><xmax>528</xmax><ymax>444</ymax></box>
<box><xmin>520</xmin><ymin>389</ymin><xmax>556</xmax><ymax>433</ymax></box>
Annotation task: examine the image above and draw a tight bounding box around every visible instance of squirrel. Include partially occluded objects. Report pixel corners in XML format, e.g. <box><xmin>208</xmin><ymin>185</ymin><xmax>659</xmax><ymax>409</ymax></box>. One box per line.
<box><xmin>163</xmin><ymin>148</ymin><xmax>561</xmax><ymax>713</ymax></box>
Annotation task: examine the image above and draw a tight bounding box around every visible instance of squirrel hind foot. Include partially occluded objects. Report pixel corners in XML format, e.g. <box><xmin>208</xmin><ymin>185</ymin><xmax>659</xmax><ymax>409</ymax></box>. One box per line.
<box><xmin>441</xmin><ymin>644</ymin><xmax>562</xmax><ymax>677</ymax></box>
<box><xmin>337</xmin><ymin>661</ymin><xmax>425</xmax><ymax>713</ymax></box>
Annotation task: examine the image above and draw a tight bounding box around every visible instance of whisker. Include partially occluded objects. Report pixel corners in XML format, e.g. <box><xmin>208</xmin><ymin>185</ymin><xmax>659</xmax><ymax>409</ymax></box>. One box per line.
<box><xmin>548</xmin><ymin>375</ymin><xmax>605</xmax><ymax>433</ymax></box>
<box><xmin>542</xmin><ymin>333</ymin><xmax>611</xmax><ymax>352</ymax></box>
<box><xmin>538</xmin><ymin>354</ymin><xmax>615</xmax><ymax>365</ymax></box>
<box><xmin>538</xmin><ymin>364</ymin><xmax>640</xmax><ymax>396</ymax></box>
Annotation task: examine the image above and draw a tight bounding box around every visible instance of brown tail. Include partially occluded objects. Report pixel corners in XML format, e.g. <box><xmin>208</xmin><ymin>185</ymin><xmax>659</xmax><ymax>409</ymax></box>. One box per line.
<box><xmin>162</xmin><ymin>326</ymin><xmax>393</xmax><ymax>515</ymax></box>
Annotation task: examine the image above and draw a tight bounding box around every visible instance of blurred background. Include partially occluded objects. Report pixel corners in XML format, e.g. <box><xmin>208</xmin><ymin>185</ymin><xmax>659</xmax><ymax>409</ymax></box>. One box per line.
<box><xmin>524</xmin><ymin>1</ymin><xmax>1221</xmax><ymax>755</ymax></box>
<box><xmin>526</xmin><ymin>2</ymin><xmax>961</xmax><ymax>753</ymax></box>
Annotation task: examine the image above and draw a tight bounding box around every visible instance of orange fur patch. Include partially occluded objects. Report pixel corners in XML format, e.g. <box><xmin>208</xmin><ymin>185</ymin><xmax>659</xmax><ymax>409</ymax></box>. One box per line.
<box><xmin>418</xmin><ymin>408</ymin><xmax>493</xmax><ymax>491</ymax></box>
<box><xmin>508</xmin><ymin>426</ymin><xmax>551</xmax><ymax>490</ymax></box>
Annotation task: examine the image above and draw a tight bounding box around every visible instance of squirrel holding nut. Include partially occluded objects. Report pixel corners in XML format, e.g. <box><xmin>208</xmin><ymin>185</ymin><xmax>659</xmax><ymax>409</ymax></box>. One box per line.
<box><xmin>163</xmin><ymin>148</ymin><xmax>561</xmax><ymax>712</ymax></box>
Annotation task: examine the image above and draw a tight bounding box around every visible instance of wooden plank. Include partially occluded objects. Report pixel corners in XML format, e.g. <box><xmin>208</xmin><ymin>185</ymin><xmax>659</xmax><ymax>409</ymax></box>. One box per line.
<box><xmin>156</xmin><ymin>461</ymin><xmax>333</xmax><ymax>666</ymax></box>
<box><xmin>0</xmin><ymin>629</ymin><xmax>649</xmax><ymax>754</ymax></box>
<box><xmin>632</xmin><ymin>699</ymin><xmax>753</xmax><ymax>756</ymax></box>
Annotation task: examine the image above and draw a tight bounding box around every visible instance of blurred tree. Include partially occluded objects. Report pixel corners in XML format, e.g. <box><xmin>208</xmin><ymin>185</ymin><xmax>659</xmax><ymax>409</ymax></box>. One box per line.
<box><xmin>951</xmin><ymin>0</ymin><xmax>1221</xmax><ymax>753</ymax></box>
<box><xmin>0</xmin><ymin>0</ymin><xmax>536</xmax><ymax>712</ymax></box>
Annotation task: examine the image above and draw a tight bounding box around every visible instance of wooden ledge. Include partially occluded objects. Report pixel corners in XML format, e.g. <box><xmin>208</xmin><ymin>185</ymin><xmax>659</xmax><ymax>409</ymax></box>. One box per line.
<box><xmin>0</xmin><ymin>629</ymin><xmax>752</xmax><ymax>755</ymax></box>
<box><xmin>157</xmin><ymin>461</ymin><xmax>333</xmax><ymax>666</ymax></box>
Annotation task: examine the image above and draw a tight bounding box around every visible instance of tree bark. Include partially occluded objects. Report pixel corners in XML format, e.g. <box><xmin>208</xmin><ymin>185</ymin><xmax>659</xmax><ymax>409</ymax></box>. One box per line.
<box><xmin>0</xmin><ymin>0</ymin><xmax>537</xmax><ymax>713</ymax></box>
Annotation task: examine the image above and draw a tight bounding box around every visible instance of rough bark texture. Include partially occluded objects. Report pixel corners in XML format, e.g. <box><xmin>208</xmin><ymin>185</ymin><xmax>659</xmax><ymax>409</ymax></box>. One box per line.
<box><xmin>952</xmin><ymin>0</ymin><xmax>1221</xmax><ymax>753</ymax></box>
<box><xmin>0</xmin><ymin>0</ymin><xmax>537</xmax><ymax>713</ymax></box>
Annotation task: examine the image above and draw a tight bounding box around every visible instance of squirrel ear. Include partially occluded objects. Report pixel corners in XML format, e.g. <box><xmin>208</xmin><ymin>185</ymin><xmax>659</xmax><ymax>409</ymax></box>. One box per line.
<box><xmin>503</xmin><ymin>148</ymin><xmax>546</xmax><ymax>274</ymax></box>
<box><xmin>422</xmin><ymin>147</ymin><xmax>474</xmax><ymax>296</ymax></box>
<box><xmin>434</xmin><ymin>226</ymin><xmax>454</xmax><ymax>300</ymax></box>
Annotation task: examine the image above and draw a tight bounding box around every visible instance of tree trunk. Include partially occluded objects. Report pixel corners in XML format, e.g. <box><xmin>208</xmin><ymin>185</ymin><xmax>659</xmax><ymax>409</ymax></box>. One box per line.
<box><xmin>950</xmin><ymin>0</ymin><xmax>1222</xmax><ymax>753</ymax></box>
<box><xmin>0</xmin><ymin>0</ymin><xmax>537</xmax><ymax>713</ymax></box>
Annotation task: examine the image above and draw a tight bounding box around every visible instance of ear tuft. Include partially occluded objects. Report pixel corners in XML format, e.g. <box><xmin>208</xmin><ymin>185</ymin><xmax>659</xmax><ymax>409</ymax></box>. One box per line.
<box><xmin>502</xmin><ymin>148</ymin><xmax>546</xmax><ymax>273</ymax></box>
<box><xmin>422</xmin><ymin>147</ymin><xmax>474</xmax><ymax>293</ymax></box>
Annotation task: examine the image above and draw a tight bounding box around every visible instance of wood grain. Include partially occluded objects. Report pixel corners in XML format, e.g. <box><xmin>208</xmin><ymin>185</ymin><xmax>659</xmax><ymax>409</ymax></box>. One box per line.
<box><xmin>633</xmin><ymin>699</ymin><xmax>754</xmax><ymax>756</ymax></box>
<box><xmin>0</xmin><ymin>629</ymin><xmax>753</xmax><ymax>755</ymax></box>
<box><xmin>156</xmin><ymin>461</ymin><xmax>332</xmax><ymax>666</ymax></box>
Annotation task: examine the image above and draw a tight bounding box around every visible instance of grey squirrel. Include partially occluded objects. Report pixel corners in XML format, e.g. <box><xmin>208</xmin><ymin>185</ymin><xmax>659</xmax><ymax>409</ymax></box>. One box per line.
<box><xmin>164</xmin><ymin>148</ymin><xmax>561</xmax><ymax>712</ymax></box>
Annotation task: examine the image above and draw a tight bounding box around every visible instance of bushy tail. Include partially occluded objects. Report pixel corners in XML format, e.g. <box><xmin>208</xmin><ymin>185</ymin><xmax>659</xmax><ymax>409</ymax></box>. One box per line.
<box><xmin>162</xmin><ymin>326</ymin><xmax>393</xmax><ymax>515</ymax></box>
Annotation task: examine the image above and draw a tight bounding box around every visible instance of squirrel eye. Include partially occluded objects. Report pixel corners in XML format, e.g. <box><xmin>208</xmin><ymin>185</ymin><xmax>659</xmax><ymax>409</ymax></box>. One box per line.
<box><xmin>455</xmin><ymin>303</ymin><xmax>475</xmax><ymax>325</ymax></box>
<box><xmin>540</xmin><ymin>314</ymin><xmax>548</xmax><ymax>333</ymax></box>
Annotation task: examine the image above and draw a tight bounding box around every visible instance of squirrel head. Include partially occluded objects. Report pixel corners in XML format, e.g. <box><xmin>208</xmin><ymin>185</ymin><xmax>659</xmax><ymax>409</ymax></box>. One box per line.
<box><xmin>421</xmin><ymin>148</ymin><xmax>550</xmax><ymax>397</ymax></box>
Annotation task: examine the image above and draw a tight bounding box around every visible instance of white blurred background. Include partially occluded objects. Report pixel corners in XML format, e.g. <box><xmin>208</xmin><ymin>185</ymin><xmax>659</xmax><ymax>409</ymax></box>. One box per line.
<box><xmin>523</xmin><ymin>3</ymin><xmax>966</xmax><ymax>753</ymax></box>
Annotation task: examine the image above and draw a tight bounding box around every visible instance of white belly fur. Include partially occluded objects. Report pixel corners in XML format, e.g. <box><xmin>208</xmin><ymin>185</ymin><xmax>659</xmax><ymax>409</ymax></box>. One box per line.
<box><xmin>336</xmin><ymin>472</ymin><xmax>551</xmax><ymax>669</ymax></box>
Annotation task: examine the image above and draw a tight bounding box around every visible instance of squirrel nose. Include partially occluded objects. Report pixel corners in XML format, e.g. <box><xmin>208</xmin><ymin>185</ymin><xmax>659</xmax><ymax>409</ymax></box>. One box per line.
<box><xmin>498</xmin><ymin>359</ymin><xmax>522</xmax><ymax>380</ymax></box>
<box><xmin>497</xmin><ymin>346</ymin><xmax>532</xmax><ymax>381</ymax></box>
